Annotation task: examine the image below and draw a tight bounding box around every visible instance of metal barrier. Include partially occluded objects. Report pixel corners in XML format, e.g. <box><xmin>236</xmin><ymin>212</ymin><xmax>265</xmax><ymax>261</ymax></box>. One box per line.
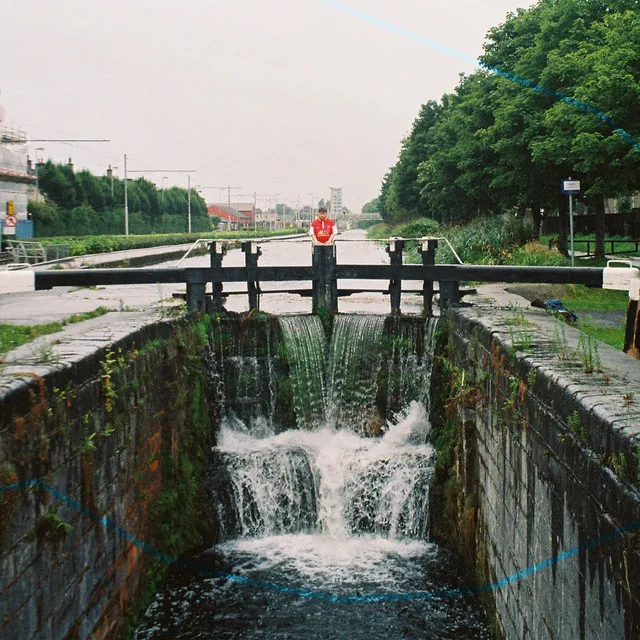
<box><xmin>23</xmin><ymin>236</ymin><xmax>640</xmax><ymax>360</ymax></box>
<box><xmin>574</xmin><ymin>239</ymin><xmax>640</xmax><ymax>257</ymax></box>
<box><xmin>34</xmin><ymin>239</ymin><xmax>604</xmax><ymax>315</ymax></box>
<box><xmin>44</xmin><ymin>244</ymin><xmax>70</xmax><ymax>262</ymax></box>
<box><xmin>5</xmin><ymin>240</ymin><xmax>46</xmax><ymax>264</ymax></box>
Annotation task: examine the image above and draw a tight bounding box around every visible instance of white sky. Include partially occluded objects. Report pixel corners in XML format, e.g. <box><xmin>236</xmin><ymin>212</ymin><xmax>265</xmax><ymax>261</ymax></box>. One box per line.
<box><xmin>1</xmin><ymin>0</ymin><xmax>529</xmax><ymax>212</ymax></box>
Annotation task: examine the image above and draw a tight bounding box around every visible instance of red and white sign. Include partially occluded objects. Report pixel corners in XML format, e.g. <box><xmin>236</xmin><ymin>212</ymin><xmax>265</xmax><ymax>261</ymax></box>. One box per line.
<box><xmin>3</xmin><ymin>215</ymin><xmax>17</xmax><ymax>235</ymax></box>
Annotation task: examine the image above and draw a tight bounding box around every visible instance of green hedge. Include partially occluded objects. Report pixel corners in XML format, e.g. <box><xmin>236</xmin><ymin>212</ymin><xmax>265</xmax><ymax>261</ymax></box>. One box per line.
<box><xmin>36</xmin><ymin>228</ymin><xmax>306</xmax><ymax>257</ymax></box>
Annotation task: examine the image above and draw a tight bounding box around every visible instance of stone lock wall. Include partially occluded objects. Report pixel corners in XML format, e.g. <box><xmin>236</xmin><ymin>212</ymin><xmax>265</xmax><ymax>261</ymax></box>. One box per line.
<box><xmin>0</xmin><ymin>316</ymin><xmax>213</xmax><ymax>639</ymax></box>
<box><xmin>434</xmin><ymin>307</ymin><xmax>640</xmax><ymax>639</ymax></box>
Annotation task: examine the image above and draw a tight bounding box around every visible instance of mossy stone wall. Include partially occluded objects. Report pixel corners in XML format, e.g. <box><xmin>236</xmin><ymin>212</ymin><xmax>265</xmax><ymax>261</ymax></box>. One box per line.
<box><xmin>0</xmin><ymin>317</ymin><xmax>213</xmax><ymax>640</ymax></box>
<box><xmin>431</xmin><ymin>308</ymin><xmax>640</xmax><ymax>639</ymax></box>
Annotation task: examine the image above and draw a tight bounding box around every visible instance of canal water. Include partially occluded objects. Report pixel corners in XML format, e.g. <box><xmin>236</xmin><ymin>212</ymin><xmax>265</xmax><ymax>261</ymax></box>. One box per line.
<box><xmin>135</xmin><ymin>234</ymin><xmax>489</xmax><ymax>639</ymax></box>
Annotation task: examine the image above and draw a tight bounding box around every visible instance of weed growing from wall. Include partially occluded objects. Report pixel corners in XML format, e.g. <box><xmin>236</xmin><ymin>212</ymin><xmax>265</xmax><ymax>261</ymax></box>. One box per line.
<box><xmin>567</xmin><ymin>410</ymin><xmax>588</xmax><ymax>441</ymax></box>
<box><xmin>578</xmin><ymin>333</ymin><xmax>601</xmax><ymax>373</ymax></box>
<box><xmin>552</xmin><ymin>321</ymin><xmax>573</xmax><ymax>360</ymax></box>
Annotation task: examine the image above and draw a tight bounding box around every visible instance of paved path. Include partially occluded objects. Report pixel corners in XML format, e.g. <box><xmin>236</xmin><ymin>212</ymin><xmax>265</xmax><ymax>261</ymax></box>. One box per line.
<box><xmin>2</xmin><ymin>244</ymin><xmax>193</xmax><ymax>326</ymax></box>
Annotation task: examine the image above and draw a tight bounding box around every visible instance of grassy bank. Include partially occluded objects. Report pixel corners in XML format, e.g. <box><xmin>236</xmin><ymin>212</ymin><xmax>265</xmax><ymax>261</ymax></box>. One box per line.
<box><xmin>0</xmin><ymin>308</ymin><xmax>110</xmax><ymax>356</ymax></box>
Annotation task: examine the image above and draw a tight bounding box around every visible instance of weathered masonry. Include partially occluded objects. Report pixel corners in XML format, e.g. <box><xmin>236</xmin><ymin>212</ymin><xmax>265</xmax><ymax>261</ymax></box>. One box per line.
<box><xmin>1</xmin><ymin>303</ymin><xmax>640</xmax><ymax>638</ymax></box>
<box><xmin>0</xmin><ymin>314</ymin><xmax>214</xmax><ymax>639</ymax></box>
<box><xmin>436</xmin><ymin>304</ymin><xmax>640</xmax><ymax>639</ymax></box>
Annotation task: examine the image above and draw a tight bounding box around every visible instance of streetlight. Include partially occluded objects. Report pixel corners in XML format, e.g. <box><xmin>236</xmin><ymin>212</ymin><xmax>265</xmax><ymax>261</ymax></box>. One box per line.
<box><xmin>308</xmin><ymin>192</ymin><xmax>315</xmax><ymax>226</ymax></box>
<box><xmin>187</xmin><ymin>175</ymin><xmax>192</xmax><ymax>233</ymax></box>
<box><xmin>124</xmin><ymin>154</ymin><xmax>129</xmax><ymax>236</ymax></box>
<box><xmin>253</xmin><ymin>193</ymin><xmax>271</xmax><ymax>231</ymax></box>
<box><xmin>108</xmin><ymin>165</ymin><xmax>119</xmax><ymax>199</ymax></box>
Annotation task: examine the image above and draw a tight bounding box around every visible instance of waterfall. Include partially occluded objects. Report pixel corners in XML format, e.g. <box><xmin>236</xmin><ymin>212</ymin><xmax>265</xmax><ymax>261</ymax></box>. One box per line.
<box><xmin>278</xmin><ymin>315</ymin><xmax>327</xmax><ymax>429</ymax></box>
<box><xmin>212</xmin><ymin>401</ymin><xmax>432</xmax><ymax>542</ymax></box>
<box><xmin>327</xmin><ymin>315</ymin><xmax>386</xmax><ymax>433</ymax></box>
<box><xmin>209</xmin><ymin>315</ymin><xmax>439</xmax><ymax>542</ymax></box>
<box><xmin>383</xmin><ymin>316</ymin><xmax>438</xmax><ymax>420</ymax></box>
<box><xmin>206</xmin><ymin>316</ymin><xmax>279</xmax><ymax>431</ymax></box>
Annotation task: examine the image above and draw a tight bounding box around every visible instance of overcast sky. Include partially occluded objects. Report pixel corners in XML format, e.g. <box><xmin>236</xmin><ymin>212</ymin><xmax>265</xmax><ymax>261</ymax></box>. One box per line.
<box><xmin>2</xmin><ymin>0</ymin><xmax>529</xmax><ymax>212</ymax></box>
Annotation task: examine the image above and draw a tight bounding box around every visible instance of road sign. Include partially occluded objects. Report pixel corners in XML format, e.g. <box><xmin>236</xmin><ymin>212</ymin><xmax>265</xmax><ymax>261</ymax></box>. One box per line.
<box><xmin>2</xmin><ymin>215</ymin><xmax>17</xmax><ymax>236</ymax></box>
<box><xmin>561</xmin><ymin>179</ymin><xmax>581</xmax><ymax>195</ymax></box>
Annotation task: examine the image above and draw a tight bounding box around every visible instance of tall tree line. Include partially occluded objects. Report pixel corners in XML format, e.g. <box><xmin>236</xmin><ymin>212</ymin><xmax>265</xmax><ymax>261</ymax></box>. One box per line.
<box><xmin>30</xmin><ymin>161</ymin><xmax>211</xmax><ymax>236</ymax></box>
<box><xmin>378</xmin><ymin>0</ymin><xmax>640</xmax><ymax>256</ymax></box>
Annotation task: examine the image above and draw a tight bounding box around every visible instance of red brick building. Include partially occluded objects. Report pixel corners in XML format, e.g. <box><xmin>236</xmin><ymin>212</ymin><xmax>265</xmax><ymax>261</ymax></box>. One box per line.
<box><xmin>207</xmin><ymin>204</ymin><xmax>253</xmax><ymax>230</ymax></box>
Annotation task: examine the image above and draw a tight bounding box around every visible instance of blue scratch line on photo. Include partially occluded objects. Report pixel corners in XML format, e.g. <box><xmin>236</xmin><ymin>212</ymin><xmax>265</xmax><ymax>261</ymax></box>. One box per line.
<box><xmin>2</xmin><ymin>479</ymin><xmax>638</xmax><ymax>604</ymax></box>
<box><xmin>315</xmin><ymin>0</ymin><xmax>640</xmax><ymax>152</ymax></box>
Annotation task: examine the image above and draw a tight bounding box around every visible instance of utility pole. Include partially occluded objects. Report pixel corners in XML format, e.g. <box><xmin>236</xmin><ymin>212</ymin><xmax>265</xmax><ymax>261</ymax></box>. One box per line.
<box><xmin>226</xmin><ymin>185</ymin><xmax>240</xmax><ymax>232</ymax></box>
<box><xmin>187</xmin><ymin>174</ymin><xmax>192</xmax><ymax>233</ymax></box>
<box><xmin>124</xmin><ymin>154</ymin><xmax>129</xmax><ymax>236</ymax></box>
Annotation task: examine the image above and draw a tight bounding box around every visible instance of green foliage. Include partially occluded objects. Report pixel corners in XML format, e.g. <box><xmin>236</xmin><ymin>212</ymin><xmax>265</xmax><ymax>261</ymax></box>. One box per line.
<box><xmin>0</xmin><ymin>464</ymin><xmax>19</xmax><ymax>536</ymax></box>
<box><xmin>34</xmin><ymin>228</ymin><xmax>300</xmax><ymax>256</ymax></box>
<box><xmin>376</xmin><ymin>0</ymin><xmax>640</xmax><ymax>253</ymax></box>
<box><xmin>36</xmin><ymin>505</ymin><xmax>73</xmax><ymax>541</ymax></box>
<box><xmin>577</xmin><ymin>332</ymin><xmax>601</xmax><ymax>373</ymax></box>
<box><xmin>567</xmin><ymin>410</ymin><xmax>587</xmax><ymax>440</ymax></box>
<box><xmin>400</xmin><ymin>218</ymin><xmax>441</xmax><ymax>238</ymax></box>
<box><xmin>438</xmin><ymin>215</ymin><xmax>537</xmax><ymax>264</ymax></box>
<box><xmin>361</xmin><ymin>197</ymin><xmax>380</xmax><ymax>214</ymax></box>
<box><xmin>32</xmin><ymin>160</ymin><xmax>211</xmax><ymax>237</ymax></box>
<box><xmin>609</xmin><ymin>451</ymin><xmax>630</xmax><ymax>481</ymax></box>
<box><xmin>0</xmin><ymin>308</ymin><xmax>111</xmax><ymax>355</ymax></box>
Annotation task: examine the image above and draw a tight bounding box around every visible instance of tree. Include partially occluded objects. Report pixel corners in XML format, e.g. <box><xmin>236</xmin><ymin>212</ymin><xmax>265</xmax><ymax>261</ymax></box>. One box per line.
<box><xmin>361</xmin><ymin>198</ymin><xmax>380</xmax><ymax>214</ymax></box>
<box><xmin>37</xmin><ymin>161</ymin><xmax>77</xmax><ymax>209</ymax></box>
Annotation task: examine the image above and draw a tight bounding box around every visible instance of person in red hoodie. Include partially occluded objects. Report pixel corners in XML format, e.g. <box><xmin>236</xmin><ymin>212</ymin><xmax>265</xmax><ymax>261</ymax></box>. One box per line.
<box><xmin>309</xmin><ymin>206</ymin><xmax>338</xmax><ymax>245</ymax></box>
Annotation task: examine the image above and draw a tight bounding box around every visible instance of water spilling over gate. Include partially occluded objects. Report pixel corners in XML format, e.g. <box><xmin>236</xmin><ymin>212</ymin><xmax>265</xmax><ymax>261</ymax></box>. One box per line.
<box><xmin>135</xmin><ymin>314</ymin><xmax>489</xmax><ymax>639</ymax></box>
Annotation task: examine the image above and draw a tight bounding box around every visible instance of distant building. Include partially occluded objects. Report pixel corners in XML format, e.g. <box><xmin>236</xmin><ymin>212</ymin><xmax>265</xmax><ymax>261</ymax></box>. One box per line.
<box><xmin>329</xmin><ymin>187</ymin><xmax>342</xmax><ymax>220</ymax></box>
<box><xmin>255</xmin><ymin>209</ymin><xmax>278</xmax><ymax>230</ymax></box>
<box><xmin>0</xmin><ymin>103</ymin><xmax>35</xmax><ymax>239</ymax></box>
<box><xmin>207</xmin><ymin>204</ymin><xmax>253</xmax><ymax>230</ymax></box>
<box><xmin>235</xmin><ymin>202</ymin><xmax>256</xmax><ymax>228</ymax></box>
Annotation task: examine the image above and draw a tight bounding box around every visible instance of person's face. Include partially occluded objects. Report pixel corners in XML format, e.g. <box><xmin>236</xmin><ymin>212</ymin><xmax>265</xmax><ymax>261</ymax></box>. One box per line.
<box><xmin>318</xmin><ymin>210</ymin><xmax>327</xmax><ymax>220</ymax></box>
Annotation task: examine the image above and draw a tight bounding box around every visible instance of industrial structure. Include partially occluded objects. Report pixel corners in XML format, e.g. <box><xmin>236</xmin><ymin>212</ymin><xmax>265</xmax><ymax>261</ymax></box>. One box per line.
<box><xmin>0</xmin><ymin>103</ymin><xmax>35</xmax><ymax>241</ymax></box>
<box><xmin>329</xmin><ymin>187</ymin><xmax>342</xmax><ymax>219</ymax></box>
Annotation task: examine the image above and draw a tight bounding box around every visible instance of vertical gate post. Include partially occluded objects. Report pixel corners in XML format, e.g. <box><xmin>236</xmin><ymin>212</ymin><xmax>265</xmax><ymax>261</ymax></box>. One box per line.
<box><xmin>624</xmin><ymin>279</ymin><xmax>640</xmax><ymax>359</ymax></box>
<box><xmin>418</xmin><ymin>238</ymin><xmax>438</xmax><ymax>316</ymax></box>
<box><xmin>312</xmin><ymin>244</ymin><xmax>337</xmax><ymax>314</ymax></box>
<box><xmin>439</xmin><ymin>281</ymin><xmax>460</xmax><ymax>311</ymax></box>
<box><xmin>209</xmin><ymin>241</ymin><xmax>225</xmax><ymax>312</ymax></box>
<box><xmin>242</xmin><ymin>241</ymin><xmax>262</xmax><ymax>312</ymax></box>
<box><xmin>386</xmin><ymin>238</ymin><xmax>404</xmax><ymax>315</ymax></box>
<box><xmin>185</xmin><ymin>281</ymin><xmax>206</xmax><ymax>312</ymax></box>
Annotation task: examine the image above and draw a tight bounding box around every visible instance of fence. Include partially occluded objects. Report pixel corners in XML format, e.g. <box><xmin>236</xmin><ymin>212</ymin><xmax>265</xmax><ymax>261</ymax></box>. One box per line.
<box><xmin>3</xmin><ymin>240</ymin><xmax>69</xmax><ymax>264</ymax></box>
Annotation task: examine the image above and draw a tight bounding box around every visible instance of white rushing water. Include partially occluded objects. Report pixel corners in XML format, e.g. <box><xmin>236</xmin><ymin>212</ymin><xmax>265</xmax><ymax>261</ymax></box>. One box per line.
<box><xmin>215</xmin><ymin>400</ymin><xmax>432</xmax><ymax>543</ymax></box>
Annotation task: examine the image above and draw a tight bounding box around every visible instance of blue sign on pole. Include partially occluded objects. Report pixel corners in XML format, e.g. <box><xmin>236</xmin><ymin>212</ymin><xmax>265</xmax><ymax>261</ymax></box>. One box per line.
<box><xmin>561</xmin><ymin>179</ymin><xmax>581</xmax><ymax>195</ymax></box>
